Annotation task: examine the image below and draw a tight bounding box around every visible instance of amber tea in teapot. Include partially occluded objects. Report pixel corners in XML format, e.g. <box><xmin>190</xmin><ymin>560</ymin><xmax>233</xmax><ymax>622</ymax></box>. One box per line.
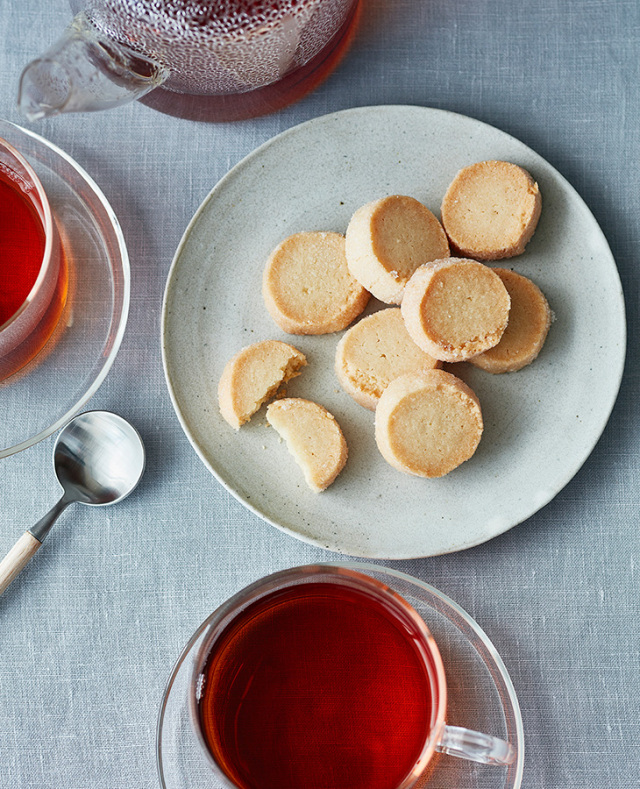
<box><xmin>19</xmin><ymin>0</ymin><xmax>361</xmax><ymax>122</ymax></box>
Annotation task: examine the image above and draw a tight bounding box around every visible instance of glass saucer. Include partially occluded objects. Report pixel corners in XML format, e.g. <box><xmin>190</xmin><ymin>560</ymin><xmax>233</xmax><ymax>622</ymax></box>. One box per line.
<box><xmin>157</xmin><ymin>563</ymin><xmax>524</xmax><ymax>789</ymax></box>
<box><xmin>0</xmin><ymin>119</ymin><xmax>129</xmax><ymax>458</ymax></box>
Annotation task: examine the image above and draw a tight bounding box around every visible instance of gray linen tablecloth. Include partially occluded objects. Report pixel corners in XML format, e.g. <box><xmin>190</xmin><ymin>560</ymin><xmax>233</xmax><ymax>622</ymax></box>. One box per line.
<box><xmin>1</xmin><ymin>0</ymin><xmax>639</xmax><ymax>787</ymax></box>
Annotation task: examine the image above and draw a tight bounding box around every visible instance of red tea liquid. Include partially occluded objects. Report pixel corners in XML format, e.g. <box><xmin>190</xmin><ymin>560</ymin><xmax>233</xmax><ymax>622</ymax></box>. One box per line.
<box><xmin>0</xmin><ymin>167</ymin><xmax>68</xmax><ymax>380</ymax></box>
<box><xmin>197</xmin><ymin>581</ymin><xmax>434</xmax><ymax>789</ymax></box>
<box><xmin>0</xmin><ymin>170</ymin><xmax>46</xmax><ymax>326</ymax></box>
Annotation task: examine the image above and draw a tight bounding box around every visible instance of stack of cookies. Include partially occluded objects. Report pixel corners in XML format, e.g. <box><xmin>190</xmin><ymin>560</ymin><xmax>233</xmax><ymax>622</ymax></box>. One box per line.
<box><xmin>218</xmin><ymin>160</ymin><xmax>551</xmax><ymax>490</ymax></box>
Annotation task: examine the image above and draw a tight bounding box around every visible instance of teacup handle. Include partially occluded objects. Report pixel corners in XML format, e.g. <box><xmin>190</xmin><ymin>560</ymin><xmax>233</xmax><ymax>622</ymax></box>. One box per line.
<box><xmin>436</xmin><ymin>725</ymin><xmax>516</xmax><ymax>765</ymax></box>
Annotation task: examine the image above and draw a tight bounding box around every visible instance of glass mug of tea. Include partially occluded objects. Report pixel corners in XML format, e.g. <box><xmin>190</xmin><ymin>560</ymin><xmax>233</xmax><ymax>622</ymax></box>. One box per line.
<box><xmin>19</xmin><ymin>0</ymin><xmax>361</xmax><ymax>123</ymax></box>
<box><xmin>188</xmin><ymin>565</ymin><xmax>516</xmax><ymax>789</ymax></box>
<box><xmin>0</xmin><ymin>138</ymin><xmax>66</xmax><ymax>381</ymax></box>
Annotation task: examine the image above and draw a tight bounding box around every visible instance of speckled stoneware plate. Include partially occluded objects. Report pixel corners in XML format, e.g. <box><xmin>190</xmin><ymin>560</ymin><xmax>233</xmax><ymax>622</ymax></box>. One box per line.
<box><xmin>162</xmin><ymin>105</ymin><xmax>625</xmax><ymax>559</ymax></box>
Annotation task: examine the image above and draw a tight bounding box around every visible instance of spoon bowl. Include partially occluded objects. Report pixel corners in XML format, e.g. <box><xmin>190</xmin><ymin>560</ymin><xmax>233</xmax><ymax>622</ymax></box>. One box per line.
<box><xmin>0</xmin><ymin>410</ymin><xmax>145</xmax><ymax>594</ymax></box>
<box><xmin>53</xmin><ymin>411</ymin><xmax>145</xmax><ymax>506</ymax></box>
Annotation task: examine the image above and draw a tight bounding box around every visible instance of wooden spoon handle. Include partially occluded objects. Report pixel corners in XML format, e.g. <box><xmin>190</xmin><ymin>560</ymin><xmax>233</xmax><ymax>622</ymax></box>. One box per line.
<box><xmin>0</xmin><ymin>532</ymin><xmax>42</xmax><ymax>595</ymax></box>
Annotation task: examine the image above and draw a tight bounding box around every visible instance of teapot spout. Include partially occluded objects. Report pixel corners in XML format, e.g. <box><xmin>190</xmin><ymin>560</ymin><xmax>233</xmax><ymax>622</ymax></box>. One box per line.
<box><xmin>18</xmin><ymin>12</ymin><xmax>169</xmax><ymax>120</ymax></box>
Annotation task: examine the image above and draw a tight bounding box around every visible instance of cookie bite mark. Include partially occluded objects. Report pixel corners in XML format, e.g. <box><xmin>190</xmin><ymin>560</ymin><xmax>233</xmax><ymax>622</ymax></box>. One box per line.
<box><xmin>441</xmin><ymin>161</ymin><xmax>541</xmax><ymax>260</ymax></box>
<box><xmin>218</xmin><ymin>340</ymin><xmax>307</xmax><ymax>429</ymax></box>
<box><xmin>401</xmin><ymin>257</ymin><xmax>510</xmax><ymax>362</ymax></box>
<box><xmin>335</xmin><ymin>308</ymin><xmax>440</xmax><ymax>411</ymax></box>
<box><xmin>470</xmin><ymin>268</ymin><xmax>551</xmax><ymax>373</ymax></box>
<box><xmin>345</xmin><ymin>195</ymin><xmax>450</xmax><ymax>304</ymax></box>
<box><xmin>375</xmin><ymin>369</ymin><xmax>483</xmax><ymax>478</ymax></box>
<box><xmin>262</xmin><ymin>231</ymin><xmax>370</xmax><ymax>335</ymax></box>
<box><xmin>266</xmin><ymin>398</ymin><xmax>348</xmax><ymax>492</ymax></box>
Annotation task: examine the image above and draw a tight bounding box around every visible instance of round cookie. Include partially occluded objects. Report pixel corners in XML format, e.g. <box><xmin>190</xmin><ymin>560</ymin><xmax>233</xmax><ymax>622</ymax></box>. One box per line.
<box><xmin>262</xmin><ymin>231</ymin><xmax>370</xmax><ymax>334</ymax></box>
<box><xmin>335</xmin><ymin>308</ymin><xmax>440</xmax><ymax>410</ymax></box>
<box><xmin>441</xmin><ymin>161</ymin><xmax>541</xmax><ymax>260</ymax></box>
<box><xmin>266</xmin><ymin>398</ymin><xmax>348</xmax><ymax>492</ymax></box>
<box><xmin>401</xmin><ymin>257</ymin><xmax>511</xmax><ymax>362</ymax></box>
<box><xmin>375</xmin><ymin>369</ymin><xmax>483</xmax><ymax>478</ymax></box>
<box><xmin>469</xmin><ymin>268</ymin><xmax>551</xmax><ymax>373</ymax></box>
<box><xmin>218</xmin><ymin>340</ymin><xmax>306</xmax><ymax>429</ymax></box>
<box><xmin>345</xmin><ymin>195</ymin><xmax>450</xmax><ymax>304</ymax></box>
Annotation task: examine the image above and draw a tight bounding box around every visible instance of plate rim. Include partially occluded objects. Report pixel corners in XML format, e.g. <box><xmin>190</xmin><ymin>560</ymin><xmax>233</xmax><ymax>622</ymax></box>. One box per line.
<box><xmin>161</xmin><ymin>104</ymin><xmax>626</xmax><ymax>558</ymax></box>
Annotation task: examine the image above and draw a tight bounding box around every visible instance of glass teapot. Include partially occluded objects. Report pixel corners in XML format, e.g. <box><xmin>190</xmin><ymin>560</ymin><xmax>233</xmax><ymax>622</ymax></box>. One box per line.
<box><xmin>18</xmin><ymin>0</ymin><xmax>360</xmax><ymax>122</ymax></box>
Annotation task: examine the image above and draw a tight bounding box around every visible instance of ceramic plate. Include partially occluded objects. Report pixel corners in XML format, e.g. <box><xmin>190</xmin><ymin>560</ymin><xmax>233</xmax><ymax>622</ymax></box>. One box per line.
<box><xmin>162</xmin><ymin>105</ymin><xmax>625</xmax><ymax>559</ymax></box>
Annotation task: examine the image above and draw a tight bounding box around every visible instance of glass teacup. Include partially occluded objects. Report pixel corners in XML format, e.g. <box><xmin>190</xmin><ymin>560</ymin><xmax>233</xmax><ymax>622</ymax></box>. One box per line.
<box><xmin>189</xmin><ymin>565</ymin><xmax>516</xmax><ymax>789</ymax></box>
<box><xmin>0</xmin><ymin>137</ymin><xmax>66</xmax><ymax>381</ymax></box>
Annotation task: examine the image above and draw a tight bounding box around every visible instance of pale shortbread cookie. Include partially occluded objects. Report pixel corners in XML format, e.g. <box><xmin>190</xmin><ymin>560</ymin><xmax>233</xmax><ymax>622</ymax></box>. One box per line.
<box><xmin>345</xmin><ymin>195</ymin><xmax>450</xmax><ymax>304</ymax></box>
<box><xmin>218</xmin><ymin>340</ymin><xmax>306</xmax><ymax>429</ymax></box>
<box><xmin>335</xmin><ymin>308</ymin><xmax>440</xmax><ymax>410</ymax></box>
<box><xmin>262</xmin><ymin>231</ymin><xmax>370</xmax><ymax>334</ymax></box>
<box><xmin>266</xmin><ymin>398</ymin><xmax>348</xmax><ymax>492</ymax></box>
<box><xmin>441</xmin><ymin>161</ymin><xmax>541</xmax><ymax>260</ymax></box>
<box><xmin>469</xmin><ymin>268</ymin><xmax>551</xmax><ymax>373</ymax></box>
<box><xmin>375</xmin><ymin>369</ymin><xmax>483</xmax><ymax>478</ymax></box>
<box><xmin>401</xmin><ymin>257</ymin><xmax>511</xmax><ymax>362</ymax></box>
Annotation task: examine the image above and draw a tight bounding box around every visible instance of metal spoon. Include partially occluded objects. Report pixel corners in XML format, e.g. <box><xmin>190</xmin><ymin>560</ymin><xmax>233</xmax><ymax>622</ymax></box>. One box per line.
<box><xmin>0</xmin><ymin>411</ymin><xmax>145</xmax><ymax>595</ymax></box>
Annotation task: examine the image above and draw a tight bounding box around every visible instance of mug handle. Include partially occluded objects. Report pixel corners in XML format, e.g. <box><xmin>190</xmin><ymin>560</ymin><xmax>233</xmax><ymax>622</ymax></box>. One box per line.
<box><xmin>436</xmin><ymin>725</ymin><xmax>516</xmax><ymax>765</ymax></box>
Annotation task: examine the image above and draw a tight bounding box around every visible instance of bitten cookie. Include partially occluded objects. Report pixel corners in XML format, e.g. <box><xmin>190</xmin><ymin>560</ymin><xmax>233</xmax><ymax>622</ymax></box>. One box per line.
<box><xmin>218</xmin><ymin>340</ymin><xmax>306</xmax><ymax>429</ymax></box>
<box><xmin>401</xmin><ymin>257</ymin><xmax>511</xmax><ymax>362</ymax></box>
<box><xmin>266</xmin><ymin>398</ymin><xmax>348</xmax><ymax>492</ymax></box>
<box><xmin>262</xmin><ymin>231</ymin><xmax>370</xmax><ymax>334</ymax></box>
<box><xmin>335</xmin><ymin>308</ymin><xmax>440</xmax><ymax>410</ymax></box>
<box><xmin>469</xmin><ymin>268</ymin><xmax>551</xmax><ymax>373</ymax></box>
<box><xmin>345</xmin><ymin>195</ymin><xmax>450</xmax><ymax>304</ymax></box>
<box><xmin>375</xmin><ymin>369</ymin><xmax>483</xmax><ymax>478</ymax></box>
<box><xmin>441</xmin><ymin>161</ymin><xmax>541</xmax><ymax>260</ymax></box>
